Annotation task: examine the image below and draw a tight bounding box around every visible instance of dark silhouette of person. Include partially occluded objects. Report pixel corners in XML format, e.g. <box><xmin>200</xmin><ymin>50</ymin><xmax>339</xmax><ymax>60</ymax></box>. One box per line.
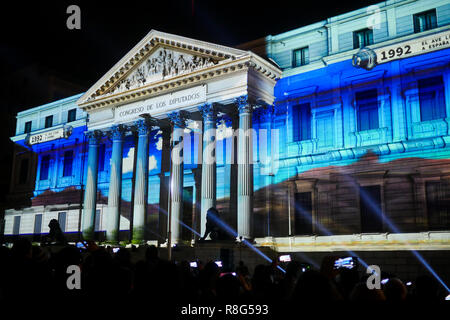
<box><xmin>43</xmin><ymin>219</ymin><xmax>67</xmax><ymax>245</ymax></box>
<box><xmin>200</xmin><ymin>207</ymin><xmax>223</xmax><ymax>241</ymax></box>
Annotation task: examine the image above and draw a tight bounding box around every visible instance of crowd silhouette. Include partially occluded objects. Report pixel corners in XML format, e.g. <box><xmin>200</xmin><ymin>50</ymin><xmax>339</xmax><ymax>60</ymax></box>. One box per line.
<box><xmin>0</xmin><ymin>237</ymin><xmax>447</xmax><ymax>307</ymax></box>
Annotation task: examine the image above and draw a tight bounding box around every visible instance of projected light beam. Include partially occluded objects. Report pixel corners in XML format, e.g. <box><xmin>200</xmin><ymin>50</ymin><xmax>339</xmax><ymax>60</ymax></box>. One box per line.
<box><xmin>159</xmin><ymin>207</ymin><xmax>202</xmax><ymax>237</ymax></box>
<box><xmin>342</xmin><ymin>173</ymin><xmax>450</xmax><ymax>293</ymax></box>
<box><xmin>206</xmin><ymin>211</ymin><xmax>286</xmax><ymax>273</ymax></box>
<box><xmin>293</xmin><ymin>201</ymin><xmax>371</xmax><ymax>270</ymax></box>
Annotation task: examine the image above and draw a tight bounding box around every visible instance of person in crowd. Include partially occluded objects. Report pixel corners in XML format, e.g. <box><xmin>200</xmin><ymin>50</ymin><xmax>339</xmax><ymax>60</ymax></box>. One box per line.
<box><xmin>383</xmin><ymin>277</ymin><xmax>407</xmax><ymax>302</ymax></box>
<box><xmin>0</xmin><ymin>238</ymin><xmax>444</xmax><ymax>305</ymax></box>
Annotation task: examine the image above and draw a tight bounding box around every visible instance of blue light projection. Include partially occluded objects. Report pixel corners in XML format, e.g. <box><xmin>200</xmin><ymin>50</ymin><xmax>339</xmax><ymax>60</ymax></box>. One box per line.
<box><xmin>341</xmin><ymin>172</ymin><xmax>450</xmax><ymax>293</ymax></box>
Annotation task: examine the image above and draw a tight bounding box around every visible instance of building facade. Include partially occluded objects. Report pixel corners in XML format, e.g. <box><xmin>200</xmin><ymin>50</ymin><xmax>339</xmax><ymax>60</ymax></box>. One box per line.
<box><xmin>3</xmin><ymin>0</ymin><xmax>450</xmax><ymax>258</ymax></box>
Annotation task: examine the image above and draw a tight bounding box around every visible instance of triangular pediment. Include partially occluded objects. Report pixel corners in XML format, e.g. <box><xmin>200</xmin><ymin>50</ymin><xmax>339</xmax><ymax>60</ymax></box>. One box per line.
<box><xmin>107</xmin><ymin>46</ymin><xmax>219</xmax><ymax>95</ymax></box>
<box><xmin>78</xmin><ymin>30</ymin><xmax>251</xmax><ymax>108</ymax></box>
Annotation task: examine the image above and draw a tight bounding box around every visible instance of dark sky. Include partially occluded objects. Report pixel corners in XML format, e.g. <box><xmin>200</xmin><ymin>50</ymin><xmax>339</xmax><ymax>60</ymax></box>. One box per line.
<box><xmin>0</xmin><ymin>0</ymin><xmax>381</xmax><ymax>198</ymax></box>
<box><xmin>0</xmin><ymin>0</ymin><xmax>381</xmax><ymax>107</ymax></box>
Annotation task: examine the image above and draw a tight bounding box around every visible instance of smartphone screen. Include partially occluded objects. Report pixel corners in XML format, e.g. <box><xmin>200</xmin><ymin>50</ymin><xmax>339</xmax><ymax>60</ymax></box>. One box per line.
<box><xmin>334</xmin><ymin>257</ymin><xmax>355</xmax><ymax>269</ymax></box>
<box><xmin>76</xmin><ymin>241</ymin><xmax>86</xmax><ymax>249</ymax></box>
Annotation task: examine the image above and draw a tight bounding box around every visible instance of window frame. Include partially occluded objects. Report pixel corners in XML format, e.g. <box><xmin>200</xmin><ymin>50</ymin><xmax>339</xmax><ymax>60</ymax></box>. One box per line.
<box><xmin>58</xmin><ymin>212</ymin><xmax>67</xmax><ymax>233</ymax></box>
<box><xmin>34</xmin><ymin>214</ymin><xmax>43</xmax><ymax>234</ymax></box>
<box><xmin>413</xmin><ymin>9</ymin><xmax>437</xmax><ymax>33</ymax></box>
<box><xmin>294</xmin><ymin>191</ymin><xmax>313</xmax><ymax>235</ymax></box>
<box><xmin>40</xmin><ymin>155</ymin><xmax>51</xmax><ymax>181</ymax></box>
<box><xmin>425</xmin><ymin>181</ymin><xmax>450</xmax><ymax>231</ymax></box>
<box><xmin>360</xmin><ymin>185</ymin><xmax>383</xmax><ymax>233</ymax></box>
<box><xmin>353</xmin><ymin>28</ymin><xmax>374</xmax><ymax>49</ymax></box>
<box><xmin>13</xmin><ymin>216</ymin><xmax>21</xmax><ymax>235</ymax></box>
<box><xmin>356</xmin><ymin>88</ymin><xmax>379</xmax><ymax>131</ymax></box>
<box><xmin>44</xmin><ymin>115</ymin><xmax>53</xmax><ymax>128</ymax></box>
<box><xmin>63</xmin><ymin>150</ymin><xmax>74</xmax><ymax>177</ymax></box>
<box><xmin>67</xmin><ymin>109</ymin><xmax>77</xmax><ymax>123</ymax></box>
<box><xmin>418</xmin><ymin>75</ymin><xmax>446</xmax><ymax>122</ymax></box>
<box><xmin>292</xmin><ymin>47</ymin><xmax>310</xmax><ymax>68</ymax></box>
<box><xmin>293</xmin><ymin>103</ymin><xmax>312</xmax><ymax>142</ymax></box>
<box><xmin>24</xmin><ymin>121</ymin><xmax>32</xmax><ymax>134</ymax></box>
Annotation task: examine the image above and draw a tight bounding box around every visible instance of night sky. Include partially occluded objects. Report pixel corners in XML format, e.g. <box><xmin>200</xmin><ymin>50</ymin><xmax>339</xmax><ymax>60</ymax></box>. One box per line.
<box><xmin>0</xmin><ymin>0</ymin><xmax>380</xmax><ymax>199</ymax></box>
<box><xmin>1</xmin><ymin>0</ymin><xmax>381</xmax><ymax>106</ymax></box>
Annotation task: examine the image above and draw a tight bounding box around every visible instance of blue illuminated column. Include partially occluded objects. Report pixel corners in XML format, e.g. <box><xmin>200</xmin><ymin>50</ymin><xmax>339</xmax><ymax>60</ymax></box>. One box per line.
<box><xmin>167</xmin><ymin>111</ymin><xmax>188</xmax><ymax>244</ymax></box>
<box><xmin>257</xmin><ymin>106</ymin><xmax>274</xmax><ymax>236</ymax></box>
<box><xmin>106</xmin><ymin>124</ymin><xmax>126</xmax><ymax>242</ymax></box>
<box><xmin>199</xmin><ymin>103</ymin><xmax>217</xmax><ymax>237</ymax></box>
<box><xmin>82</xmin><ymin>130</ymin><xmax>103</xmax><ymax>240</ymax></box>
<box><xmin>132</xmin><ymin>119</ymin><xmax>152</xmax><ymax>243</ymax></box>
<box><xmin>235</xmin><ymin>95</ymin><xmax>254</xmax><ymax>239</ymax></box>
<box><xmin>158</xmin><ymin>128</ymin><xmax>171</xmax><ymax>240</ymax></box>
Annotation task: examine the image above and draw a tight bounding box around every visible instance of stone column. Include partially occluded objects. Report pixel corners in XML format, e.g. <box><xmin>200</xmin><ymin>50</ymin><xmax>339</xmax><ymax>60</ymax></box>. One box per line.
<box><xmin>158</xmin><ymin>128</ymin><xmax>171</xmax><ymax>241</ymax></box>
<box><xmin>256</xmin><ymin>106</ymin><xmax>274</xmax><ymax>236</ymax></box>
<box><xmin>235</xmin><ymin>95</ymin><xmax>254</xmax><ymax>239</ymax></box>
<box><xmin>167</xmin><ymin>111</ymin><xmax>187</xmax><ymax>244</ymax></box>
<box><xmin>82</xmin><ymin>130</ymin><xmax>103</xmax><ymax>240</ymax></box>
<box><xmin>199</xmin><ymin>103</ymin><xmax>217</xmax><ymax>237</ymax></box>
<box><xmin>106</xmin><ymin>124</ymin><xmax>126</xmax><ymax>243</ymax></box>
<box><xmin>132</xmin><ymin>119</ymin><xmax>152</xmax><ymax>243</ymax></box>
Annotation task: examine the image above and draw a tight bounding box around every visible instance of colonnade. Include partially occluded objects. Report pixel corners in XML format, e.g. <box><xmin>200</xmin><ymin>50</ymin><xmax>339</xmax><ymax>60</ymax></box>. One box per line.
<box><xmin>81</xmin><ymin>95</ymin><xmax>255</xmax><ymax>243</ymax></box>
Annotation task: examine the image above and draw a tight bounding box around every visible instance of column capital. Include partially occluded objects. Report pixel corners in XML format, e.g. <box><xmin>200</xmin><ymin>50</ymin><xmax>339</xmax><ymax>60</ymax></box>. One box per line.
<box><xmin>85</xmin><ymin>130</ymin><xmax>103</xmax><ymax>144</ymax></box>
<box><xmin>198</xmin><ymin>103</ymin><xmax>217</xmax><ymax>121</ymax></box>
<box><xmin>134</xmin><ymin>119</ymin><xmax>152</xmax><ymax>136</ymax></box>
<box><xmin>234</xmin><ymin>95</ymin><xmax>254</xmax><ymax>114</ymax></box>
<box><xmin>167</xmin><ymin>110</ymin><xmax>189</xmax><ymax>128</ymax></box>
<box><xmin>109</xmin><ymin>124</ymin><xmax>127</xmax><ymax>140</ymax></box>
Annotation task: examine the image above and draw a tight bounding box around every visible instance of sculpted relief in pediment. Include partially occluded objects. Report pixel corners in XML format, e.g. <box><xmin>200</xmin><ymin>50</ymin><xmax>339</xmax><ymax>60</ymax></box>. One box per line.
<box><xmin>105</xmin><ymin>47</ymin><xmax>217</xmax><ymax>96</ymax></box>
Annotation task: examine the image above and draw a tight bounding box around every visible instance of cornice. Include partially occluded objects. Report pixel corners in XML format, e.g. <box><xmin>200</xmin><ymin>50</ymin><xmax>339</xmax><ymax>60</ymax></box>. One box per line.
<box><xmin>79</xmin><ymin>54</ymin><xmax>280</xmax><ymax>112</ymax></box>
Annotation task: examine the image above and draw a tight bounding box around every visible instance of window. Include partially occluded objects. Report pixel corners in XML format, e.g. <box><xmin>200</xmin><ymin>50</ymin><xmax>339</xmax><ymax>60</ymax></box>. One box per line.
<box><xmin>293</xmin><ymin>47</ymin><xmax>309</xmax><ymax>67</ymax></box>
<box><xmin>418</xmin><ymin>76</ymin><xmax>446</xmax><ymax>121</ymax></box>
<box><xmin>293</xmin><ymin>103</ymin><xmax>311</xmax><ymax>141</ymax></box>
<box><xmin>182</xmin><ymin>187</ymin><xmax>194</xmax><ymax>240</ymax></box>
<box><xmin>13</xmin><ymin>216</ymin><xmax>21</xmax><ymax>235</ymax></box>
<box><xmin>45</xmin><ymin>115</ymin><xmax>53</xmax><ymax>128</ymax></box>
<box><xmin>58</xmin><ymin>212</ymin><xmax>66</xmax><ymax>232</ymax></box>
<box><xmin>40</xmin><ymin>155</ymin><xmax>50</xmax><ymax>180</ymax></box>
<box><xmin>34</xmin><ymin>214</ymin><xmax>43</xmax><ymax>234</ymax></box>
<box><xmin>414</xmin><ymin>9</ymin><xmax>437</xmax><ymax>33</ymax></box>
<box><xmin>294</xmin><ymin>192</ymin><xmax>313</xmax><ymax>235</ymax></box>
<box><xmin>353</xmin><ymin>28</ymin><xmax>373</xmax><ymax>49</ymax></box>
<box><xmin>67</xmin><ymin>109</ymin><xmax>76</xmax><ymax>122</ymax></box>
<box><xmin>63</xmin><ymin>150</ymin><xmax>74</xmax><ymax>177</ymax></box>
<box><xmin>95</xmin><ymin>209</ymin><xmax>101</xmax><ymax>232</ymax></box>
<box><xmin>24</xmin><ymin>121</ymin><xmax>32</xmax><ymax>134</ymax></box>
<box><xmin>98</xmin><ymin>144</ymin><xmax>106</xmax><ymax>172</ymax></box>
<box><xmin>426</xmin><ymin>181</ymin><xmax>450</xmax><ymax>230</ymax></box>
<box><xmin>18</xmin><ymin>158</ymin><xmax>29</xmax><ymax>184</ymax></box>
<box><xmin>356</xmin><ymin>89</ymin><xmax>379</xmax><ymax>131</ymax></box>
<box><xmin>360</xmin><ymin>185</ymin><xmax>383</xmax><ymax>233</ymax></box>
